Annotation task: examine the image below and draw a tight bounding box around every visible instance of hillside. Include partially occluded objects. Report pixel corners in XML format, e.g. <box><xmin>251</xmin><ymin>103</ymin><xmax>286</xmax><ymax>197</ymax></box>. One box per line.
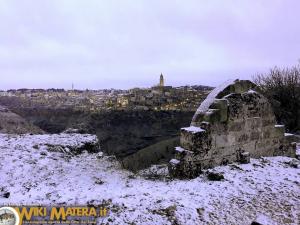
<box><xmin>0</xmin><ymin>105</ymin><xmax>43</xmax><ymax>134</ymax></box>
<box><xmin>1</xmin><ymin>106</ymin><xmax>193</xmax><ymax>157</ymax></box>
<box><xmin>122</xmin><ymin>136</ymin><xmax>179</xmax><ymax>171</ymax></box>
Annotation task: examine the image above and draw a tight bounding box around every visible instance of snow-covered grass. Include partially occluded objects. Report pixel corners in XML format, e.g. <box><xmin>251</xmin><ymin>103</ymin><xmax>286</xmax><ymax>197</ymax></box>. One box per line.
<box><xmin>0</xmin><ymin>134</ymin><xmax>299</xmax><ymax>225</ymax></box>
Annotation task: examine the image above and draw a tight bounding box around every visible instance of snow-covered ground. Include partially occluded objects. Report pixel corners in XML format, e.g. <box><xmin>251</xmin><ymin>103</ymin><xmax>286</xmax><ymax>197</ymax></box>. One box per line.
<box><xmin>0</xmin><ymin>134</ymin><xmax>299</xmax><ymax>225</ymax></box>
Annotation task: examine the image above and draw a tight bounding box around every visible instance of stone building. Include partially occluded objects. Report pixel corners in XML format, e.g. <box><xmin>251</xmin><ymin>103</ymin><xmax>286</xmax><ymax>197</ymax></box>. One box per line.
<box><xmin>169</xmin><ymin>79</ymin><xmax>297</xmax><ymax>178</ymax></box>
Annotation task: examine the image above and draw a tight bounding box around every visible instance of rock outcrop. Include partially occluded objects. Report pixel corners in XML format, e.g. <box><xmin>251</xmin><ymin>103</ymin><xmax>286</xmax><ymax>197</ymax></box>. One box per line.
<box><xmin>169</xmin><ymin>80</ymin><xmax>297</xmax><ymax>178</ymax></box>
<box><xmin>0</xmin><ymin>105</ymin><xmax>43</xmax><ymax>134</ymax></box>
<box><xmin>43</xmin><ymin>133</ymin><xmax>100</xmax><ymax>154</ymax></box>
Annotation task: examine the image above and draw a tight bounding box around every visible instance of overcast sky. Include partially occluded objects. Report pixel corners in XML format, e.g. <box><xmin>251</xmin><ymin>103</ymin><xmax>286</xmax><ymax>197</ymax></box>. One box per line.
<box><xmin>0</xmin><ymin>0</ymin><xmax>299</xmax><ymax>90</ymax></box>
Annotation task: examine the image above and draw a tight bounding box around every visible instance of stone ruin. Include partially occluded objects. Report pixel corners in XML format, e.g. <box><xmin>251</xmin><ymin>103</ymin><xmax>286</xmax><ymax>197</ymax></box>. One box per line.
<box><xmin>169</xmin><ymin>79</ymin><xmax>297</xmax><ymax>178</ymax></box>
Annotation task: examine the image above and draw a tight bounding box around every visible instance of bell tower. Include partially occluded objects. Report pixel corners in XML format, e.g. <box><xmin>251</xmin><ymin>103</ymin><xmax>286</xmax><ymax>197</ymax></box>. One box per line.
<box><xmin>159</xmin><ymin>73</ymin><xmax>164</xmax><ymax>87</ymax></box>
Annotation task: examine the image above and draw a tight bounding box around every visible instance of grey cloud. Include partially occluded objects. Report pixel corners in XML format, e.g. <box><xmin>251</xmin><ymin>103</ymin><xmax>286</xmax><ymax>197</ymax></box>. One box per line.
<box><xmin>0</xmin><ymin>0</ymin><xmax>299</xmax><ymax>89</ymax></box>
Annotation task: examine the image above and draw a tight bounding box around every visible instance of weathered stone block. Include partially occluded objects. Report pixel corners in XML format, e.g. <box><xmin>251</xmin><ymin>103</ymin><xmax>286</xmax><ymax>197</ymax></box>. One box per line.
<box><xmin>168</xmin><ymin>158</ymin><xmax>183</xmax><ymax>178</ymax></box>
<box><xmin>174</xmin><ymin>146</ymin><xmax>193</xmax><ymax>160</ymax></box>
<box><xmin>180</xmin><ymin>127</ymin><xmax>211</xmax><ymax>153</ymax></box>
<box><xmin>240</xmin><ymin>152</ymin><xmax>250</xmax><ymax>164</ymax></box>
<box><xmin>284</xmin><ymin>133</ymin><xmax>299</xmax><ymax>143</ymax></box>
<box><xmin>228</xmin><ymin>120</ymin><xmax>245</xmax><ymax>132</ymax></box>
<box><xmin>236</xmin><ymin>133</ymin><xmax>249</xmax><ymax>143</ymax></box>
<box><xmin>262</xmin><ymin>118</ymin><xmax>276</xmax><ymax>126</ymax></box>
<box><xmin>250</xmin><ymin>131</ymin><xmax>260</xmax><ymax>141</ymax></box>
<box><xmin>203</xmin><ymin>109</ymin><xmax>220</xmax><ymax>123</ymax></box>
<box><xmin>200</xmin><ymin>121</ymin><xmax>211</xmax><ymax>131</ymax></box>
<box><xmin>273</xmin><ymin>125</ymin><xmax>285</xmax><ymax>138</ymax></box>
<box><xmin>236</xmin><ymin>149</ymin><xmax>250</xmax><ymax>163</ymax></box>
<box><xmin>214</xmin><ymin>135</ymin><xmax>228</xmax><ymax>147</ymax></box>
<box><xmin>262</xmin><ymin>129</ymin><xmax>271</xmax><ymax>139</ymax></box>
<box><xmin>246</xmin><ymin>117</ymin><xmax>262</xmax><ymax>130</ymax></box>
<box><xmin>210</xmin><ymin>99</ymin><xmax>228</xmax><ymax>122</ymax></box>
<box><xmin>207</xmin><ymin>171</ymin><xmax>224</xmax><ymax>181</ymax></box>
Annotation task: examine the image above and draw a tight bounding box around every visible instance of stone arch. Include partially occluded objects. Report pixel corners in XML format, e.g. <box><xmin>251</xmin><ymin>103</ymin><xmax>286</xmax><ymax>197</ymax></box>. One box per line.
<box><xmin>169</xmin><ymin>79</ymin><xmax>296</xmax><ymax>178</ymax></box>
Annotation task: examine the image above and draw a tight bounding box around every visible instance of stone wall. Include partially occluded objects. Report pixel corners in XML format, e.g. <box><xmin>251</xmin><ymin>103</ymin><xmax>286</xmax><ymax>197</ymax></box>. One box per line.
<box><xmin>169</xmin><ymin>79</ymin><xmax>297</xmax><ymax>178</ymax></box>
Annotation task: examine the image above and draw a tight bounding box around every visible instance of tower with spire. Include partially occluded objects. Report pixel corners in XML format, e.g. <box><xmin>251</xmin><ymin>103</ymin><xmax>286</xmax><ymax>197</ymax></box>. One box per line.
<box><xmin>159</xmin><ymin>73</ymin><xmax>164</xmax><ymax>87</ymax></box>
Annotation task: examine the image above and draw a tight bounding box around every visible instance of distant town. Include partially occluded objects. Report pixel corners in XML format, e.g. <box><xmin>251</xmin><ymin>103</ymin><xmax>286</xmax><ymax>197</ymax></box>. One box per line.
<box><xmin>0</xmin><ymin>74</ymin><xmax>213</xmax><ymax>112</ymax></box>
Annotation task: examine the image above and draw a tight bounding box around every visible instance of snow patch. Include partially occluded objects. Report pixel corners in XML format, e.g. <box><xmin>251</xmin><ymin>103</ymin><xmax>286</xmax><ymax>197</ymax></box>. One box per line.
<box><xmin>0</xmin><ymin>134</ymin><xmax>299</xmax><ymax>224</ymax></box>
<box><xmin>175</xmin><ymin>146</ymin><xmax>185</xmax><ymax>153</ymax></box>
<box><xmin>181</xmin><ymin>126</ymin><xmax>205</xmax><ymax>133</ymax></box>
<box><xmin>170</xmin><ymin>159</ymin><xmax>180</xmax><ymax>165</ymax></box>
<box><xmin>248</xmin><ymin>89</ymin><xmax>257</xmax><ymax>94</ymax></box>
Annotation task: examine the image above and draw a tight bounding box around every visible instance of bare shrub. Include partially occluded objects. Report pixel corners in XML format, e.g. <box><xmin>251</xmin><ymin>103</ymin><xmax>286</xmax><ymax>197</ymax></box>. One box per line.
<box><xmin>253</xmin><ymin>64</ymin><xmax>300</xmax><ymax>132</ymax></box>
